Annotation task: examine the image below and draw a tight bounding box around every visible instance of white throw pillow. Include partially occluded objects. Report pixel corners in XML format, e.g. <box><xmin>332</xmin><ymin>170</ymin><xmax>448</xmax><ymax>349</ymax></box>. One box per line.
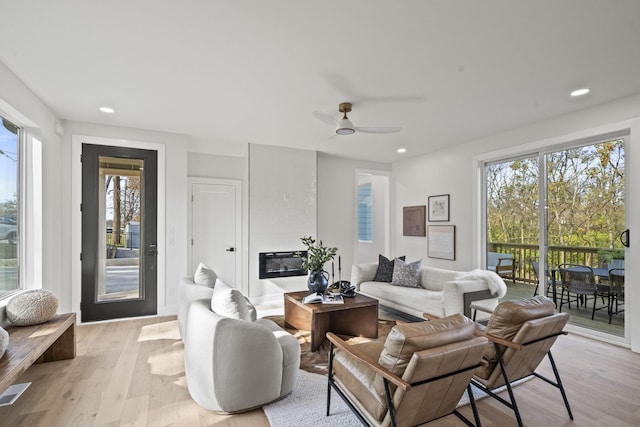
<box><xmin>194</xmin><ymin>262</ymin><xmax>217</xmax><ymax>287</ymax></box>
<box><xmin>211</xmin><ymin>279</ymin><xmax>256</xmax><ymax>321</ymax></box>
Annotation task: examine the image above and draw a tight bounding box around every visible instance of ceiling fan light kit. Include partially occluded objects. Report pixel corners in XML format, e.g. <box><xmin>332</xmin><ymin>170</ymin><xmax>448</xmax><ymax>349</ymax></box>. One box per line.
<box><xmin>336</xmin><ymin>103</ymin><xmax>356</xmax><ymax>135</ymax></box>
<box><xmin>336</xmin><ymin>120</ymin><xmax>356</xmax><ymax>135</ymax></box>
<box><xmin>314</xmin><ymin>102</ymin><xmax>401</xmax><ymax>136</ymax></box>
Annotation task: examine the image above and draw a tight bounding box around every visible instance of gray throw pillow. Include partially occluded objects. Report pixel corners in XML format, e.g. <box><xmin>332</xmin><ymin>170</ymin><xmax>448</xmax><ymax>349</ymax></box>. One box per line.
<box><xmin>6</xmin><ymin>289</ymin><xmax>59</xmax><ymax>326</ymax></box>
<box><xmin>373</xmin><ymin>254</ymin><xmax>406</xmax><ymax>282</ymax></box>
<box><xmin>391</xmin><ymin>258</ymin><xmax>422</xmax><ymax>287</ymax></box>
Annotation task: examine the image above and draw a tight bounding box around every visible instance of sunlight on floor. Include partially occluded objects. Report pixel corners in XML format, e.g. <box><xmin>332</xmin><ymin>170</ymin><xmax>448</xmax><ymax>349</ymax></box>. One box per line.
<box><xmin>137</xmin><ymin>319</ymin><xmax>181</xmax><ymax>342</ymax></box>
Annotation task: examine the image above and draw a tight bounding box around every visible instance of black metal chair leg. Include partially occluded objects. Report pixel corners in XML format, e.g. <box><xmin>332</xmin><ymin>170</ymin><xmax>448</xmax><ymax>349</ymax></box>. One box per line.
<box><xmin>495</xmin><ymin>343</ymin><xmax>524</xmax><ymax>427</ymax></box>
<box><xmin>547</xmin><ymin>351</ymin><xmax>573</xmax><ymax>420</ymax></box>
<box><xmin>326</xmin><ymin>342</ymin><xmax>334</xmax><ymax>417</ymax></box>
<box><xmin>467</xmin><ymin>384</ymin><xmax>482</xmax><ymax>427</ymax></box>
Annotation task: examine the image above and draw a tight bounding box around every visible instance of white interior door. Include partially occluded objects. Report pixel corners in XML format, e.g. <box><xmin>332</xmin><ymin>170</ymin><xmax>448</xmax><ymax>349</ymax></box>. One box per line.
<box><xmin>189</xmin><ymin>179</ymin><xmax>241</xmax><ymax>287</ymax></box>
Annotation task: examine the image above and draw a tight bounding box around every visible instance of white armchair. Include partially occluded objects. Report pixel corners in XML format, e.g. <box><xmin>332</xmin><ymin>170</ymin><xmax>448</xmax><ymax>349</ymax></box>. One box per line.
<box><xmin>177</xmin><ymin>276</ymin><xmax>214</xmax><ymax>339</ymax></box>
<box><xmin>184</xmin><ymin>299</ymin><xmax>300</xmax><ymax>413</ymax></box>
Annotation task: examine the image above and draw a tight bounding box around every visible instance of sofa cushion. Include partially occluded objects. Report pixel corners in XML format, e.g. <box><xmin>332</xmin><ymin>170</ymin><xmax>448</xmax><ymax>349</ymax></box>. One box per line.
<box><xmin>373</xmin><ymin>254</ymin><xmax>405</xmax><ymax>282</ymax></box>
<box><xmin>194</xmin><ymin>262</ymin><xmax>217</xmax><ymax>287</ymax></box>
<box><xmin>483</xmin><ymin>295</ymin><xmax>555</xmax><ymax>362</ymax></box>
<box><xmin>211</xmin><ymin>279</ymin><xmax>257</xmax><ymax>321</ymax></box>
<box><xmin>375</xmin><ymin>314</ymin><xmax>475</xmax><ymax>395</ymax></box>
<box><xmin>391</xmin><ymin>258</ymin><xmax>422</xmax><ymax>287</ymax></box>
<box><xmin>6</xmin><ymin>289</ymin><xmax>59</xmax><ymax>326</ymax></box>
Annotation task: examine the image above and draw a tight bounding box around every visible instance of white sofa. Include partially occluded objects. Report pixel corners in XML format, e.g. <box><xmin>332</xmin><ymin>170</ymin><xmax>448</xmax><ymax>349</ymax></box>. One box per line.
<box><xmin>351</xmin><ymin>263</ymin><xmax>507</xmax><ymax>319</ymax></box>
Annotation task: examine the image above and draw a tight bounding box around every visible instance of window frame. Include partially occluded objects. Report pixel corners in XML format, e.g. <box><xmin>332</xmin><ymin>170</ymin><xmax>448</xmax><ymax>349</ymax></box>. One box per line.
<box><xmin>0</xmin><ymin>114</ymin><xmax>21</xmax><ymax>299</ymax></box>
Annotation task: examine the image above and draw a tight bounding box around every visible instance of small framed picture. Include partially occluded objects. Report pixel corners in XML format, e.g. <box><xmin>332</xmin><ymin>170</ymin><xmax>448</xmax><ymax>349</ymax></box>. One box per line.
<box><xmin>403</xmin><ymin>205</ymin><xmax>426</xmax><ymax>236</ymax></box>
<box><xmin>428</xmin><ymin>194</ymin><xmax>450</xmax><ymax>222</ymax></box>
<box><xmin>427</xmin><ymin>225</ymin><xmax>456</xmax><ymax>260</ymax></box>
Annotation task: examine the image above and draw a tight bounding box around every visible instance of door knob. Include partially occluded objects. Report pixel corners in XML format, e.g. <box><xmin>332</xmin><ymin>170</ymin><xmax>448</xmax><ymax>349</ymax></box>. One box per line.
<box><xmin>225</xmin><ymin>247</ymin><xmax>236</xmax><ymax>252</ymax></box>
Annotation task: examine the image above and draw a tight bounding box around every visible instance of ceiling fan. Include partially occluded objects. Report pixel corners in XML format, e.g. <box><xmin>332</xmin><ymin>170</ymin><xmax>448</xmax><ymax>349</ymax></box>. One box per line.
<box><xmin>313</xmin><ymin>102</ymin><xmax>401</xmax><ymax>135</ymax></box>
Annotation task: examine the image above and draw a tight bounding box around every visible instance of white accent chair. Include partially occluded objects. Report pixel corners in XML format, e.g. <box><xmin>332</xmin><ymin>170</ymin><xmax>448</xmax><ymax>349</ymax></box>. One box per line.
<box><xmin>184</xmin><ymin>299</ymin><xmax>300</xmax><ymax>413</ymax></box>
<box><xmin>177</xmin><ymin>276</ymin><xmax>215</xmax><ymax>339</ymax></box>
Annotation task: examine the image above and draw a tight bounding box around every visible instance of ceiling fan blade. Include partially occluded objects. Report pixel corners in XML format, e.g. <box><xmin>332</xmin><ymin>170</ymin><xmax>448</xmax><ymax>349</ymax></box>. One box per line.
<box><xmin>354</xmin><ymin>126</ymin><xmax>402</xmax><ymax>134</ymax></box>
<box><xmin>312</xmin><ymin>111</ymin><xmax>337</xmax><ymax>126</ymax></box>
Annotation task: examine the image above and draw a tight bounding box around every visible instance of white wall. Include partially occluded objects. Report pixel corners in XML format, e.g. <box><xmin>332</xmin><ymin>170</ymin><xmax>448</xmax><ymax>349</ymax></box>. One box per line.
<box><xmin>0</xmin><ymin>61</ymin><xmax>65</xmax><ymax>311</ymax></box>
<box><xmin>393</xmin><ymin>93</ymin><xmax>640</xmax><ymax>352</ymax></box>
<box><xmin>317</xmin><ymin>154</ymin><xmax>391</xmax><ymax>283</ymax></box>
<box><xmin>248</xmin><ymin>144</ymin><xmax>317</xmax><ymax>298</ymax></box>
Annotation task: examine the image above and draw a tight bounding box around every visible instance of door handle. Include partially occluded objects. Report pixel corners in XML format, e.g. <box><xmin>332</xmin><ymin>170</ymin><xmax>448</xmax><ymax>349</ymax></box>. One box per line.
<box><xmin>225</xmin><ymin>247</ymin><xmax>236</xmax><ymax>252</ymax></box>
<box><xmin>620</xmin><ymin>229</ymin><xmax>630</xmax><ymax>247</ymax></box>
<box><xmin>146</xmin><ymin>244</ymin><xmax>158</xmax><ymax>255</ymax></box>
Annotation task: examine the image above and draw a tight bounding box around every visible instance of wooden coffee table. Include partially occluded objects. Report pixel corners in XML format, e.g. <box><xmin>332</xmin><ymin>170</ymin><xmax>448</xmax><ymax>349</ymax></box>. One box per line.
<box><xmin>284</xmin><ymin>291</ymin><xmax>378</xmax><ymax>351</ymax></box>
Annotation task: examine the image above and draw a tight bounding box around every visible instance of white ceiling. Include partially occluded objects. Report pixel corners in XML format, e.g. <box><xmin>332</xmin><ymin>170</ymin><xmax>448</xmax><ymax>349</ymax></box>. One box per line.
<box><xmin>2</xmin><ymin>1</ymin><xmax>640</xmax><ymax>163</ymax></box>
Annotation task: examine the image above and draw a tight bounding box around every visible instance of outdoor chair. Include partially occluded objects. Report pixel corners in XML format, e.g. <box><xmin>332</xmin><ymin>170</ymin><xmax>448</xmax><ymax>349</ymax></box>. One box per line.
<box><xmin>608</xmin><ymin>268</ymin><xmax>625</xmax><ymax>324</ymax></box>
<box><xmin>326</xmin><ymin>314</ymin><xmax>488</xmax><ymax>426</ymax></box>
<box><xmin>557</xmin><ymin>264</ymin><xmax>611</xmax><ymax>320</ymax></box>
<box><xmin>529</xmin><ymin>257</ymin><xmax>559</xmax><ymax>300</ymax></box>
<box><xmin>471</xmin><ymin>296</ymin><xmax>573</xmax><ymax>427</ymax></box>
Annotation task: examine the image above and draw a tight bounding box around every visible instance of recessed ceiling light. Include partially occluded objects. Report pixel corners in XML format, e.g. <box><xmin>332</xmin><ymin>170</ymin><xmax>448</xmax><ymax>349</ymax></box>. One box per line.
<box><xmin>99</xmin><ymin>106</ymin><xmax>115</xmax><ymax>113</ymax></box>
<box><xmin>570</xmin><ymin>88</ymin><xmax>590</xmax><ymax>97</ymax></box>
<box><xmin>397</xmin><ymin>148</ymin><xmax>407</xmax><ymax>153</ymax></box>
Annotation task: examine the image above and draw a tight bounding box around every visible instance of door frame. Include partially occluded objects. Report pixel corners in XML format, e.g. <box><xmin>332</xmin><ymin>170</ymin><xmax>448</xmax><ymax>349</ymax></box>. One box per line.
<box><xmin>72</xmin><ymin>135</ymin><xmax>166</xmax><ymax>323</ymax></box>
<box><xmin>187</xmin><ymin>177</ymin><xmax>242</xmax><ymax>292</ymax></box>
<box><xmin>473</xmin><ymin>125</ymin><xmax>631</xmax><ymax>348</ymax></box>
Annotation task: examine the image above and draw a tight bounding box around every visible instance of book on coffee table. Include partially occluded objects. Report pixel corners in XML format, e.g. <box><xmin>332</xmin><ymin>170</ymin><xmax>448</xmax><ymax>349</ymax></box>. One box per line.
<box><xmin>302</xmin><ymin>293</ymin><xmax>344</xmax><ymax>304</ymax></box>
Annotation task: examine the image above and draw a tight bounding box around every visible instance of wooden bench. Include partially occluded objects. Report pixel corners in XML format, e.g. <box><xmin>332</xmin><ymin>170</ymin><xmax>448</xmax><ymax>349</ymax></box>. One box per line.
<box><xmin>0</xmin><ymin>313</ymin><xmax>76</xmax><ymax>395</ymax></box>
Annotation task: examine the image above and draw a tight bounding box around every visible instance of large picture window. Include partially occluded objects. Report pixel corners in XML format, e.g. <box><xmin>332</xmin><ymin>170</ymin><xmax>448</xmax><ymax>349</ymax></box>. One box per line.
<box><xmin>0</xmin><ymin>116</ymin><xmax>19</xmax><ymax>297</ymax></box>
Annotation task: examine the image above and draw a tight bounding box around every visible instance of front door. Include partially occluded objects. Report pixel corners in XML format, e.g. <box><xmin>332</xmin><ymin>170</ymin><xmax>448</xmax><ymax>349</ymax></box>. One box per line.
<box><xmin>81</xmin><ymin>144</ymin><xmax>158</xmax><ymax>322</ymax></box>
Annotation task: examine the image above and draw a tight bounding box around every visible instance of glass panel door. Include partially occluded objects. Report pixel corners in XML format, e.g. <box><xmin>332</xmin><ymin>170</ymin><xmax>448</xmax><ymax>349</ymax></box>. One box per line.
<box><xmin>484</xmin><ymin>136</ymin><xmax>626</xmax><ymax>338</ymax></box>
<box><xmin>81</xmin><ymin>144</ymin><xmax>157</xmax><ymax>322</ymax></box>
<box><xmin>545</xmin><ymin>139</ymin><xmax>625</xmax><ymax>336</ymax></box>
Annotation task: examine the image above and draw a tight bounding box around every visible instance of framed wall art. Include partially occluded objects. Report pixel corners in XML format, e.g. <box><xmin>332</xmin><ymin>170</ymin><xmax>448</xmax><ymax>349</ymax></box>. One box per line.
<box><xmin>428</xmin><ymin>194</ymin><xmax>450</xmax><ymax>222</ymax></box>
<box><xmin>403</xmin><ymin>205</ymin><xmax>426</xmax><ymax>236</ymax></box>
<box><xmin>427</xmin><ymin>225</ymin><xmax>455</xmax><ymax>260</ymax></box>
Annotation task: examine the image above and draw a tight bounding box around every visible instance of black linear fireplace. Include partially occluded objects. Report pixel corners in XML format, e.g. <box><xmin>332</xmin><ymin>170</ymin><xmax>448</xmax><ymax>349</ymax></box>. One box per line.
<box><xmin>259</xmin><ymin>251</ymin><xmax>307</xmax><ymax>279</ymax></box>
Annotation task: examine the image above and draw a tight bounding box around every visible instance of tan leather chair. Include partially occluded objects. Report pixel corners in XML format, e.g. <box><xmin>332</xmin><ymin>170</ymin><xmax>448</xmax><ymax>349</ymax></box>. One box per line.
<box><xmin>326</xmin><ymin>314</ymin><xmax>487</xmax><ymax>427</ymax></box>
<box><xmin>472</xmin><ymin>296</ymin><xmax>573</xmax><ymax>427</ymax></box>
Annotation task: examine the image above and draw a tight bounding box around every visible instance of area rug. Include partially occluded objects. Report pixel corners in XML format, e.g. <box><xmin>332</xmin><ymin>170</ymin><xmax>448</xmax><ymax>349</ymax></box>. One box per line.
<box><xmin>264</xmin><ymin>369</ymin><xmax>359</xmax><ymax>427</ymax></box>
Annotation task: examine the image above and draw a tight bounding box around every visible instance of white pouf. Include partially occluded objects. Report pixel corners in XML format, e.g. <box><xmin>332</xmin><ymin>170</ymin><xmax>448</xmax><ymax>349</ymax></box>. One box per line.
<box><xmin>0</xmin><ymin>327</ymin><xmax>8</xmax><ymax>359</ymax></box>
<box><xmin>6</xmin><ymin>289</ymin><xmax>59</xmax><ymax>326</ymax></box>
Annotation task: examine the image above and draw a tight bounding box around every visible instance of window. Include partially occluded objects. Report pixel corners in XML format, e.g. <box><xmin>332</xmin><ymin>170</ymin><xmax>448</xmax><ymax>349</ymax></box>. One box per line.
<box><xmin>357</xmin><ymin>183</ymin><xmax>372</xmax><ymax>242</ymax></box>
<box><xmin>0</xmin><ymin>116</ymin><xmax>20</xmax><ymax>297</ymax></box>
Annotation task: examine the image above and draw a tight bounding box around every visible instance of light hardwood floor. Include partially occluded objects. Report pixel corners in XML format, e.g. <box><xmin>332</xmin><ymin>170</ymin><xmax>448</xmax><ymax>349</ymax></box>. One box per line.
<box><xmin>1</xmin><ymin>314</ymin><xmax>639</xmax><ymax>426</ymax></box>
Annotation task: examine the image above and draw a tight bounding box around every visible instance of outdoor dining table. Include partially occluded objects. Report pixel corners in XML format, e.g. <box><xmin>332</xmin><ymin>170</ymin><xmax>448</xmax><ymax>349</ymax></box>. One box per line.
<box><xmin>548</xmin><ymin>266</ymin><xmax>623</xmax><ymax>306</ymax></box>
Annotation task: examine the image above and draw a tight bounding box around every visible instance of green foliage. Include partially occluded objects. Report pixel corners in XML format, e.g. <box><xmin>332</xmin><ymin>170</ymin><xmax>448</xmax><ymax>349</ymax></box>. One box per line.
<box><xmin>296</xmin><ymin>236</ymin><xmax>337</xmax><ymax>272</ymax></box>
<box><xmin>487</xmin><ymin>140</ymin><xmax>625</xmax><ymax>249</ymax></box>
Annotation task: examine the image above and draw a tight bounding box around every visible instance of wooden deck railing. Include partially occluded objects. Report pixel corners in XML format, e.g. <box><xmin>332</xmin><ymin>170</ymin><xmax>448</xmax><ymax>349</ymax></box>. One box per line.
<box><xmin>488</xmin><ymin>243</ymin><xmax>616</xmax><ymax>283</ymax></box>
